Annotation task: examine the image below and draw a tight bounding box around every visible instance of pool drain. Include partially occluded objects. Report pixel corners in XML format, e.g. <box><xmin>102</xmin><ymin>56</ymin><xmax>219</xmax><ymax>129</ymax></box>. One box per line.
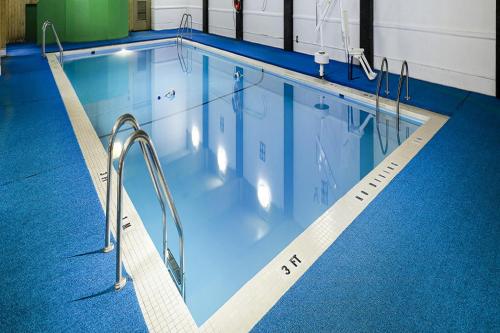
<box><xmin>165</xmin><ymin>89</ymin><xmax>176</xmax><ymax>101</ymax></box>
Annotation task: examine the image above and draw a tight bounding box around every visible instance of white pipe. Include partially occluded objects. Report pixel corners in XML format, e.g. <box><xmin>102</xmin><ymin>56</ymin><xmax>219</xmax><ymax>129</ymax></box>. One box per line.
<box><xmin>315</xmin><ymin>0</ymin><xmax>340</xmax><ymax>50</ymax></box>
<box><xmin>261</xmin><ymin>0</ymin><xmax>267</xmax><ymax>11</ymax></box>
<box><xmin>314</xmin><ymin>0</ymin><xmax>339</xmax><ymax>34</ymax></box>
<box><xmin>319</xmin><ymin>25</ymin><xmax>324</xmax><ymax>50</ymax></box>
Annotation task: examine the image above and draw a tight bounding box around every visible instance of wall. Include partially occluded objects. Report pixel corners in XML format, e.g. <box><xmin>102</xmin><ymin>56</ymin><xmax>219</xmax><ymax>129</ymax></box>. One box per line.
<box><xmin>0</xmin><ymin>0</ymin><xmax>6</xmax><ymax>55</ymax></box>
<box><xmin>243</xmin><ymin>0</ymin><xmax>283</xmax><ymax>47</ymax></box>
<box><xmin>255</xmin><ymin>0</ymin><xmax>496</xmax><ymax>96</ymax></box>
<box><xmin>0</xmin><ymin>0</ymin><xmax>5</xmax><ymax>75</ymax></box>
<box><xmin>37</xmin><ymin>0</ymin><xmax>129</xmax><ymax>44</ymax></box>
<box><xmin>152</xmin><ymin>0</ymin><xmax>235</xmax><ymax>38</ymax></box>
<box><xmin>207</xmin><ymin>0</ymin><xmax>233</xmax><ymax>38</ymax></box>
<box><xmin>373</xmin><ymin>0</ymin><xmax>496</xmax><ymax>96</ymax></box>
<box><xmin>3</xmin><ymin>0</ymin><xmax>38</xmax><ymax>43</ymax></box>
<box><xmin>152</xmin><ymin>0</ymin><xmax>202</xmax><ymax>31</ymax></box>
<box><xmin>152</xmin><ymin>0</ymin><xmax>497</xmax><ymax>96</ymax></box>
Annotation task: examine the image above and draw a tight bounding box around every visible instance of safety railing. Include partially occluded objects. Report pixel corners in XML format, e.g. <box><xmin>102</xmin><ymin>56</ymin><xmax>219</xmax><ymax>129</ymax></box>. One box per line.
<box><xmin>177</xmin><ymin>13</ymin><xmax>193</xmax><ymax>48</ymax></box>
<box><xmin>42</xmin><ymin>20</ymin><xmax>64</xmax><ymax>66</ymax></box>
<box><xmin>375</xmin><ymin>57</ymin><xmax>390</xmax><ymax>154</ymax></box>
<box><xmin>103</xmin><ymin>114</ymin><xmax>160</xmax><ymax>253</ymax></box>
<box><xmin>177</xmin><ymin>42</ymin><xmax>193</xmax><ymax>74</ymax></box>
<box><xmin>396</xmin><ymin>60</ymin><xmax>411</xmax><ymax>136</ymax></box>
<box><xmin>375</xmin><ymin>57</ymin><xmax>390</xmax><ymax>121</ymax></box>
<box><xmin>104</xmin><ymin>114</ymin><xmax>185</xmax><ymax>298</ymax></box>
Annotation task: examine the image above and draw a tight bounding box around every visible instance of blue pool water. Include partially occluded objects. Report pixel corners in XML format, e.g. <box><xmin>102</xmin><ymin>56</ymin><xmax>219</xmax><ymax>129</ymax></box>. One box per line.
<box><xmin>64</xmin><ymin>43</ymin><xmax>420</xmax><ymax>325</ymax></box>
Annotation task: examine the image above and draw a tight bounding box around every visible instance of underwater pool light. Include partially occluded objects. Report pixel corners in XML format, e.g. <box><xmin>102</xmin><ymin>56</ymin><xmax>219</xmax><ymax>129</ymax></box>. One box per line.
<box><xmin>191</xmin><ymin>126</ymin><xmax>200</xmax><ymax>150</ymax></box>
<box><xmin>257</xmin><ymin>179</ymin><xmax>272</xmax><ymax>210</ymax></box>
<box><xmin>116</xmin><ymin>48</ymin><xmax>133</xmax><ymax>57</ymax></box>
<box><xmin>217</xmin><ymin>146</ymin><xmax>228</xmax><ymax>174</ymax></box>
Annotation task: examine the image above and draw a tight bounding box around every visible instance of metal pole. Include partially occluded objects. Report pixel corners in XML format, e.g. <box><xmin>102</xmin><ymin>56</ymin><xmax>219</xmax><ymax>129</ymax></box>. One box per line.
<box><xmin>115</xmin><ymin>154</ymin><xmax>127</xmax><ymax>290</ymax></box>
<box><xmin>42</xmin><ymin>21</ymin><xmax>47</xmax><ymax>58</ymax></box>
<box><xmin>104</xmin><ymin>114</ymin><xmax>163</xmax><ymax>253</ymax></box>
<box><xmin>113</xmin><ymin>130</ymin><xmax>184</xmax><ymax>298</ymax></box>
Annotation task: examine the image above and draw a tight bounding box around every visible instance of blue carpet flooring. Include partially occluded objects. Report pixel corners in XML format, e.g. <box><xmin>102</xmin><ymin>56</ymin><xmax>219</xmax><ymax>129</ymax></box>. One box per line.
<box><xmin>2</xmin><ymin>30</ymin><xmax>499</xmax><ymax>332</ymax></box>
<box><xmin>253</xmin><ymin>93</ymin><xmax>500</xmax><ymax>332</ymax></box>
<box><xmin>0</xmin><ymin>55</ymin><xmax>147</xmax><ymax>331</ymax></box>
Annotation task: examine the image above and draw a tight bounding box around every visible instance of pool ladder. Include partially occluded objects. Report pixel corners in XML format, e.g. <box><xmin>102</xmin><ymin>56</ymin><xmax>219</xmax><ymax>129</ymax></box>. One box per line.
<box><xmin>42</xmin><ymin>20</ymin><xmax>64</xmax><ymax>66</ymax></box>
<box><xmin>177</xmin><ymin>37</ymin><xmax>193</xmax><ymax>74</ymax></box>
<box><xmin>103</xmin><ymin>114</ymin><xmax>185</xmax><ymax>299</ymax></box>
<box><xmin>177</xmin><ymin>13</ymin><xmax>193</xmax><ymax>48</ymax></box>
<box><xmin>375</xmin><ymin>58</ymin><xmax>411</xmax><ymax>148</ymax></box>
<box><xmin>375</xmin><ymin>58</ymin><xmax>390</xmax><ymax>154</ymax></box>
<box><xmin>396</xmin><ymin>60</ymin><xmax>411</xmax><ymax>135</ymax></box>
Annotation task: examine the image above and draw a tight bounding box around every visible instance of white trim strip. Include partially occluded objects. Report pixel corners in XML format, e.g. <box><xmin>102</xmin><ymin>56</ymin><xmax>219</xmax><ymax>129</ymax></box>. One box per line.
<box><xmin>244</xmin><ymin>10</ymin><xmax>283</xmax><ymax>18</ymax></box>
<box><xmin>152</xmin><ymin>5</ymin><xmax>197</xmax><ymax>10</ymax></box>
<box><xmin>293</xmin><ymin>14</ymin><xmax>495</xmax><ymax>41</ymax></box>
<box><xmin>374</xmin><ymin>21</ymin><xmax>495</xmax><ymax>41</ymax></box>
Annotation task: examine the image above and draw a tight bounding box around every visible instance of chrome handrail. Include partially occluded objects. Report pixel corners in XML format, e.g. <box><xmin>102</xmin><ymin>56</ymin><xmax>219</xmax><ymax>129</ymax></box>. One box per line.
<box><xmin>114</xmin><ymin>129</ymin><xmax>185</xmax><ymax>299</ymax></box>
<box><xmin>177</xmin><ymin>13</ymin><xmax>193</xmax><ymax>48</ymax></box>
<box><xmin>376</xmin><ymin>117</ymin><xmax>389</xmax><ymax>155</ymax></box>
<box><xmin>375</xmin><ymin>58</ymin><xmax>390</xmax><ymax>154</ymax></box>
<box><xmin>103</xmin><ymin>114</ymin><xmax>163</xmax><ymax>253</ymax></box>
<box><xmin>375</xmin><ymin>57</ymin><xmax>390</xmax><ymax>122</ymax></box>
<box><xmin>177</xmin><ymin>42</ymin><xmax>193</xmax><ymax>74</ymax></box>
<box><xmin>396</xmin><ymin>60</ymin><xmax>410</xmax><ymax>135</ymax></box>
<box><xmin>42</xmin><ymin>20</ymin><xmax>64</xmax><ymax>65</ymax></box>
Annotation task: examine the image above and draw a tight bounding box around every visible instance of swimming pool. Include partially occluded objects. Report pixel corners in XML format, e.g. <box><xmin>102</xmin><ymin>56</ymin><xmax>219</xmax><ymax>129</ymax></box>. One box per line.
<box><xmin>46</xmin><ymin>39</ymin><xmax>448</xmax><ymax>330</ymax></box>
<box><xmin>62</xmin><ymin>42</ymin><xmax>422</xmax><ymax>325</ymax></box>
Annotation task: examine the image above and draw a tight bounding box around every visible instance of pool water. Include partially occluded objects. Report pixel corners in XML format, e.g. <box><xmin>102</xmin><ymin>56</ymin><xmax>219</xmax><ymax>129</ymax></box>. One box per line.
<box><xmin>64</xmin><ymin>43</ymin><xmax>420</xmax><ymax>325</ymax></box>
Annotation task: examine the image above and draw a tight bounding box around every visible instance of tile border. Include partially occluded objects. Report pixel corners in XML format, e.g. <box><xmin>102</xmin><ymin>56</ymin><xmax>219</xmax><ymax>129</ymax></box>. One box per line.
<box><xmin>48</xmin><ymin>54</ymin><xmax>198</xmax><ymax>333</ymax></box>
<box><xmin>48</xmin><ymin>39</ymin><xmax>448</xmax><ymax>332</ymax></box>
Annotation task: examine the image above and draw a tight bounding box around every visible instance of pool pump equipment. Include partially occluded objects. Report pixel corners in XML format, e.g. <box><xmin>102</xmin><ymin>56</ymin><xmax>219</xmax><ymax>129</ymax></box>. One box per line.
<box><xmin>315</xmin><ymin>51</ymin><xmax>330</xmax><ymax>79</ymax></box>
<box><xmin>315</xmin><ymin>0</ymin><xmax>377</xmax><ymax>81</ymax></box>
<box><xmin>314</xmin><ymin>0</ymin><xmax>337</xmax><ymax>78</ymax></box>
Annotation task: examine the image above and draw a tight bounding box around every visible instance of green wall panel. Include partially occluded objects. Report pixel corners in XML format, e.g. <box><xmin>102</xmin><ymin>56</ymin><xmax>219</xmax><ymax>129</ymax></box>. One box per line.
<box><xmin>37</xmin><ymin>0</ymin><xmax>128</xmax><ymax>44</ymax></box>
<box><xmin>25</xmin><ymin>4</ymin><xmax>38</xmax><ymax>43</ymax></box>
<box><xmin>37</xmin><ymin>0</ymin><xmax>66</xmax><ymax>44</ymax></box>
<box><xmin>107</xmin><ymin>0</ymin><xmax>129</xmax><ymax>39</ymax></box>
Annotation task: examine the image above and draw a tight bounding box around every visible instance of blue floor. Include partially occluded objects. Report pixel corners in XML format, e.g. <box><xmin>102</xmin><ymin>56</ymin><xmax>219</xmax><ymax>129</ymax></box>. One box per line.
<box><xmin>253</xmin><ymin>93</ymin><xmax>500</xmax><ymax>332</ymax></box>
<box><xmin>0</xmin><ymin>55</ymin><xmax>147</xmax><ymax>331</ymax></box>
<box><xmin>1</xmin><ymin>30</ymin><xmax>499</xmax><ymax>332</ymax></box>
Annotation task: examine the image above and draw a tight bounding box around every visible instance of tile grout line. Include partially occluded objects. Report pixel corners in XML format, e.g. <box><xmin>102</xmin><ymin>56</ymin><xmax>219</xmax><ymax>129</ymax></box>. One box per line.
<box><xmin>47</xmin><ymin>54</ymin><xmax>198</xmax><ymax>333</ymax></box>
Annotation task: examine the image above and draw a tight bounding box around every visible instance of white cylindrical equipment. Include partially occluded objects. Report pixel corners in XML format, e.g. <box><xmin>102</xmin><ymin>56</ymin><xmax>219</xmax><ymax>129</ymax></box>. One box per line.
<box><xmin>315</xmin><ymin>51</ymin><xmax>330</xmax><ymax>78</ymax></box>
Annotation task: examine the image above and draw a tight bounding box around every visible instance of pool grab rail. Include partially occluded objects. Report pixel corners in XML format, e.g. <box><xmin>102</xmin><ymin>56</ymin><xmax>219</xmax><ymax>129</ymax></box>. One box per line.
<box><xmin>375</xmin><ymin>58</ymin><xmax>390</xmax><ymax>154</ymax></box>
<box><xmin>115</xmin><ymin>129</ymin><xmax>185</xmax><ymax>298</ymax></box>
<box><xmin>374</xmin><ymin>58</ymin><xmax>410</xmax><ymax>147</ymax></box>
<box><xmin>103</xmin><ymin>114</ymin><xmax>162</xmax><ymax>253</ymax></box>
<box><xmin>42</xmin><ymin>20</ymin><xmax>64</xmax><ymax>65</ymax></box>
<box><xmin>104</xmin><ymin>115</ymin><xmax>185</xmax><ymax>298</ymax></box>
<box><xmin>375</xmin><ymin>57</ymin><xmax>390</xmax><ymax>122</ymax></box>
<box><xmin>177</xmin><ymin>13</ymin><xmax>193</xmax><ymax>48</ymax></box>
<box><xmin>396</xmin><ymin>60</ymin><xmax>411</xmax><ymax>135</ymax></box>
<box><xmin>177</xmin><ymin>41</ymin><xmax>193</xmax><ymax>74</ymax></box>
